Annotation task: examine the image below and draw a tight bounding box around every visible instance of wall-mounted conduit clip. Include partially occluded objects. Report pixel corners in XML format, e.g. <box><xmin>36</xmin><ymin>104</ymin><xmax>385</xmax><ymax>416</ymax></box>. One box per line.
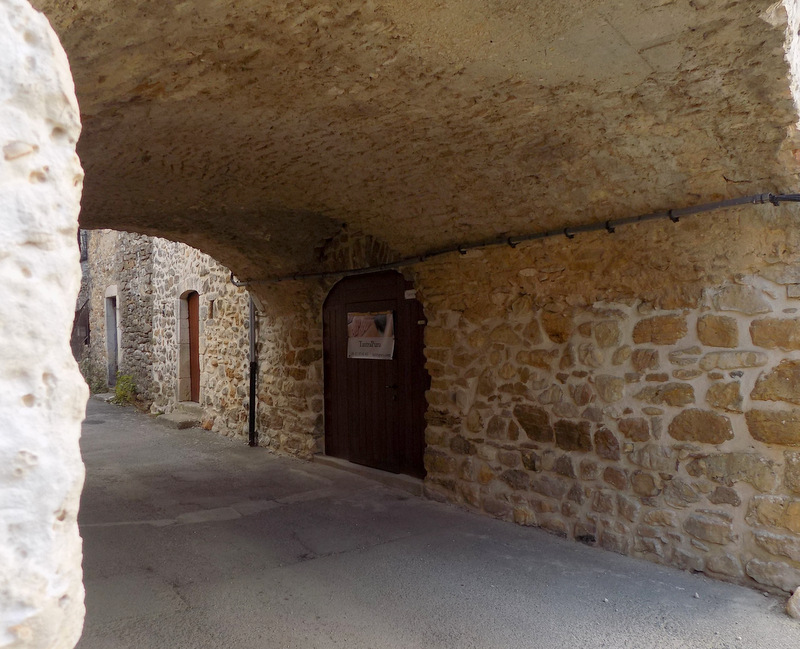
<box><xmin>230</xmin><ymin>190</ymin><xmax>800</xmax><ymax>286</ymax></box>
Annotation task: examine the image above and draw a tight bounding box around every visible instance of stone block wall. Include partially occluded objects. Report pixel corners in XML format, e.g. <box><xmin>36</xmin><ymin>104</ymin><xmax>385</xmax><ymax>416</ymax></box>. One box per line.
<box><xmin>82</xmin><ymin>230</ymin><xmax>113</xmax><ymax>389</ymax></box>
<box><xmin>413</xmin><ymin>213</ymin><xmax>800</xmax><ymax>593</ymax></box>
<box><xmin>84</xmin><ymin>213</ymin><xmax>800</xmax><ymax>595</ymax></box>
<box><xmin>255</xmin><ymin>306</ymin><xmax>324</xmax><ymax>456</ymax></box>
<box><xmin>84</xmin><ymin>231</ymin><xmax>253</xmax><ymax>438</ymax></box>
<box><xmin>84</xmin><ymin>229</ymin><xmax>154</xmax><ymax>396</ymax></box>
<box><xmin>148</xmin><ymin>236</ymin><xmax>251</xmax><ymax>438</ymax></box>
<box><xmin>84</xmin><ymin>229</ymin><xmax>331</xmax><ymax>450</ymax></box>
<box><xmin>251</xmin><ymin>227</ymin><xmax>397</xmax><ymax>457</ymax></box>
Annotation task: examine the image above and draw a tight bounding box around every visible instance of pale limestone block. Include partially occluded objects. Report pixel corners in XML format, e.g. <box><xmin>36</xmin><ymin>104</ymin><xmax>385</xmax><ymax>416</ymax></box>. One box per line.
<box><xmin>746</xmin><ymin>559</ymin><xmax>800</xmax><ymax>593</ymax></box>
<box><xmin>788</xmin><ymin>587</ymin><xmax>800</xmax><ymax>620</ymax></box>
<box><xmin>712</xmin><ymin>284</ymin><xmax>772</xmax><ymax>314</ymax></box>
<box><xmin>754</xmin><ymin>530</ymin><xmax>800</xmax><ymax>563</ymax></box>
<box><xmin>700</xmin><ymin>351</ymin><xmax>768</xmax><ymax>371</ymax></box>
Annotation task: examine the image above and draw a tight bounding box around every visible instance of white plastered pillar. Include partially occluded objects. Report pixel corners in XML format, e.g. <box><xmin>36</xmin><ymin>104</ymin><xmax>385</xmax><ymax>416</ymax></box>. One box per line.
<box><xmin>784</xmin><ymin>1</ymin><xmax>800</xmax><ymax>114</ymax></box>
<box><xmin>0</xmin><ymin>1</ymin><xmax>87</xmax><ymax>648</ymax></box>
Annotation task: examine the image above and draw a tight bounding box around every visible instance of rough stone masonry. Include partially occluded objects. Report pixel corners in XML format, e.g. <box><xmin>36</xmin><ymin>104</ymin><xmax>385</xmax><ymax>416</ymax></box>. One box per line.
<box><xmin>82</xmin><ymin>227</ymin><xmax>329</xmax><ymax>455</ymax></box>
<box><xmin>414</xmin><ymin>242</ymin><xmax>800</xmax><ymax>593</ymax></box>
<box><xmin>85</xmin><ymin>213</ymin><xmax>800</xmax><ymax>596</ymax></box>
<box><xmin>81</xmin><ymin>229</ymin><xmax>254</xmax><ymax>438</ymax></box>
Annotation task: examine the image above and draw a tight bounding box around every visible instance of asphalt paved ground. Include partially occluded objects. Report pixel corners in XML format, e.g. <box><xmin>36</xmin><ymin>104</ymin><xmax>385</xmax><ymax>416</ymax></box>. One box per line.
<box><xmin>75</xmin><ymin>397</ymin><xmax>800</xmax><ymax>648</ymax></box>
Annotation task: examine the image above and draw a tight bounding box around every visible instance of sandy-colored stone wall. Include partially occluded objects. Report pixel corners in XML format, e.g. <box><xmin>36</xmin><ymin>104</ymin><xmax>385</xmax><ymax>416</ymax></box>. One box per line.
<box><xmin>251</xmin><ymin>227</ymin><xmax>400</xmax><ymax>456</ymax></box>
<box><xmin>84</xmin><ymin>228</ymin><xmax>326</xmax><ymax>450</ymax></box>
<box><xmin>83</xmin><ymin>230</ymin><xmax>114</xmax><ymax>389</ymax></box>
<box><xmin>82</xmin><ymin>205</ymin><xmax>800</xmax><ymax>598</ymax></box>
<box><xmin>255</xmin><ymin>306</ymin><xmax>324</xmax><ymax>456</ymax></box>
<box><xmin>414</xmin><ymin>207</ymin><xmax>800</xmax><ymax>593</ymax></box>
<box><xmin>84</xmin><ymin>211</ymin><xmax>800</xmax><ymax>595</ymax></box>
<box><xmin>0</xmin><ymin>1</ymin><xmax>87</xmax><ymax>647</ymax></box>
<box><xmin>148</xmin><ymin>236</ymin><xmax>251</xmax><ymax>436</ymax></box>
<box><xmin>84</xmin><ymin>231</ymin><xmax>252</xmax><ymax>435</ymax></box>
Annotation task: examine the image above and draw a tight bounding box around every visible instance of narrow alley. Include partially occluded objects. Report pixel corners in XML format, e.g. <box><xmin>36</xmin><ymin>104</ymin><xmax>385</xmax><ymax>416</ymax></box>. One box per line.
<box><xmin>77</xmin><ymin>398</ymin><xmax>800</xmax><ymax>648</ymax></box>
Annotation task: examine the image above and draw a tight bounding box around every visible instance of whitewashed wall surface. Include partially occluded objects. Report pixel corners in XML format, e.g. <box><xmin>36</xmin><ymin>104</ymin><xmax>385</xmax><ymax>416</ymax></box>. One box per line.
<box><xmin>0</xmin><ymin>1</ymin><xmax>87</xmax><ymax>647</ymax></box>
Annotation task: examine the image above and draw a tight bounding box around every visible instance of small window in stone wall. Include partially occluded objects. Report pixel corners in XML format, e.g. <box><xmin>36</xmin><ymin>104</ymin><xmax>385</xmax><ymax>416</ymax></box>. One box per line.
<box><xmin>208</xmin><ymin>299</ymin><xmax>214</xmax><ymax>319</ymax></box>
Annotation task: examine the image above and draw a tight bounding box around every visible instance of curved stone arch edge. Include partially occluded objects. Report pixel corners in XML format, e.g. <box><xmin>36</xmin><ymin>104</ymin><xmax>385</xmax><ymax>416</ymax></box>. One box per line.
<box><xmin>1</xmin><ymin>1</ymin><xmax>87</xmax><ymax>647</ymax></box>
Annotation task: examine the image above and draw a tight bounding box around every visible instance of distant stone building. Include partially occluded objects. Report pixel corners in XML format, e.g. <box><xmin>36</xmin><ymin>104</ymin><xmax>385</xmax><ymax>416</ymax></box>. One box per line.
<box><xmin>80</xmin><ymin>229</ymin><xmax>253</xmax><ymax>438</ymax></box>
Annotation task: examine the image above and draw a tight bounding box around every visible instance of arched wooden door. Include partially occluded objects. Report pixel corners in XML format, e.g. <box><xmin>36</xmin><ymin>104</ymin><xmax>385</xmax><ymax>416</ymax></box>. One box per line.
<box><xmin>323</xmin><ymin>271</ymin><xmax>428</xmax><ymax>477</ymax></box>
<box><xmin>179</xmin><ymin>290</ymin><xmax>201</xmax><ymax>403</ymax></box>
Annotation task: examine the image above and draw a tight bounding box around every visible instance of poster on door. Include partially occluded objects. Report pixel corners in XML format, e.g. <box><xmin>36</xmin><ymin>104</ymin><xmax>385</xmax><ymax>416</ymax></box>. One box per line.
<box><xmin>347</xmin><ymin>311</ymin><xmax>395</xmax><ymax>360</ymax></box>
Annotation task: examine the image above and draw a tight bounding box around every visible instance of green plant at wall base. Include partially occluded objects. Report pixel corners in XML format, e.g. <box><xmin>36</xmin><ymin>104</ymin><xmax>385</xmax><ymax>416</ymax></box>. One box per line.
<box><xmin>111</xmin><ymin>374</ymin><xmax>136</xmax><ymax>405</ymax></box>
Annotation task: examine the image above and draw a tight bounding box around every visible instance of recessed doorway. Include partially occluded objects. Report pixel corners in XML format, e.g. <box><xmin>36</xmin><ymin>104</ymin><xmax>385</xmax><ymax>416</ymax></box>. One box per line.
<box><xmin>178</xmin><ymin>290</ymin><xmax>200</xmax><ymax>402</ymax></box>
<box><xmin>323</xmin><ymin>271</ymin><xmax>429</xmax><ymax>477</ymax></box>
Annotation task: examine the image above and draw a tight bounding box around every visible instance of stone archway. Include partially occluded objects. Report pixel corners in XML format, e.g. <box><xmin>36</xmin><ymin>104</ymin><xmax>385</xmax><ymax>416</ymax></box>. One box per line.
<box><xmin>8</xmin><ymin>4</ymin><xmax>800</xmax><ymax>646</ymax></box>
<box><xmin>0</xmin><ymin>1</ymin><xmax>87</xmax><ymax>647</ymax></box>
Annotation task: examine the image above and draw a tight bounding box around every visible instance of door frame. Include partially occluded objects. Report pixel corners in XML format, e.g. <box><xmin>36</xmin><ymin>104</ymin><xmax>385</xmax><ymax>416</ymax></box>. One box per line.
<box><xmin>322</xmin><ymin>270</ymin><xmax>429</xmax><ymax>477</ymax></box>
<box><xmin>104</xmin><ymin>285</ymin><xmax>120</xmax><ymax>387</ymax></box>
<box><xmin>178</xmin><ymin>290</ymin><xmax>201</xmax><ymax>403</ymax></box>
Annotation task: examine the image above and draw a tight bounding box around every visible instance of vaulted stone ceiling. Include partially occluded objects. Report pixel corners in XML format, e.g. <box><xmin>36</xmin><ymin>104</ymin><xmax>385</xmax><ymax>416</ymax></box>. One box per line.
<box><xmin>34</xmin><ymin>0</ymin><xmax>800</xmax><ymax>279</ymax></box>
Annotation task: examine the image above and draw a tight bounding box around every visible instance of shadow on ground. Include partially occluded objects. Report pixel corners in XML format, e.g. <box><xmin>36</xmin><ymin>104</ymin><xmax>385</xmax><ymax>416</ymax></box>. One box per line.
<box><xmin>76</xmin><ymin>398</ymin><xmax>800</xmax><ymax>648</ymax></box>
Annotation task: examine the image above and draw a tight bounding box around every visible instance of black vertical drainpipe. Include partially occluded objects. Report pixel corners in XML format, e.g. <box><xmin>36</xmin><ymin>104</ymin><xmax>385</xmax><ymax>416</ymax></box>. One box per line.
<box><xmin>248</xmin><ymin>296</ymin><xmax>258</xmax><ymax>447</ymax></box>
